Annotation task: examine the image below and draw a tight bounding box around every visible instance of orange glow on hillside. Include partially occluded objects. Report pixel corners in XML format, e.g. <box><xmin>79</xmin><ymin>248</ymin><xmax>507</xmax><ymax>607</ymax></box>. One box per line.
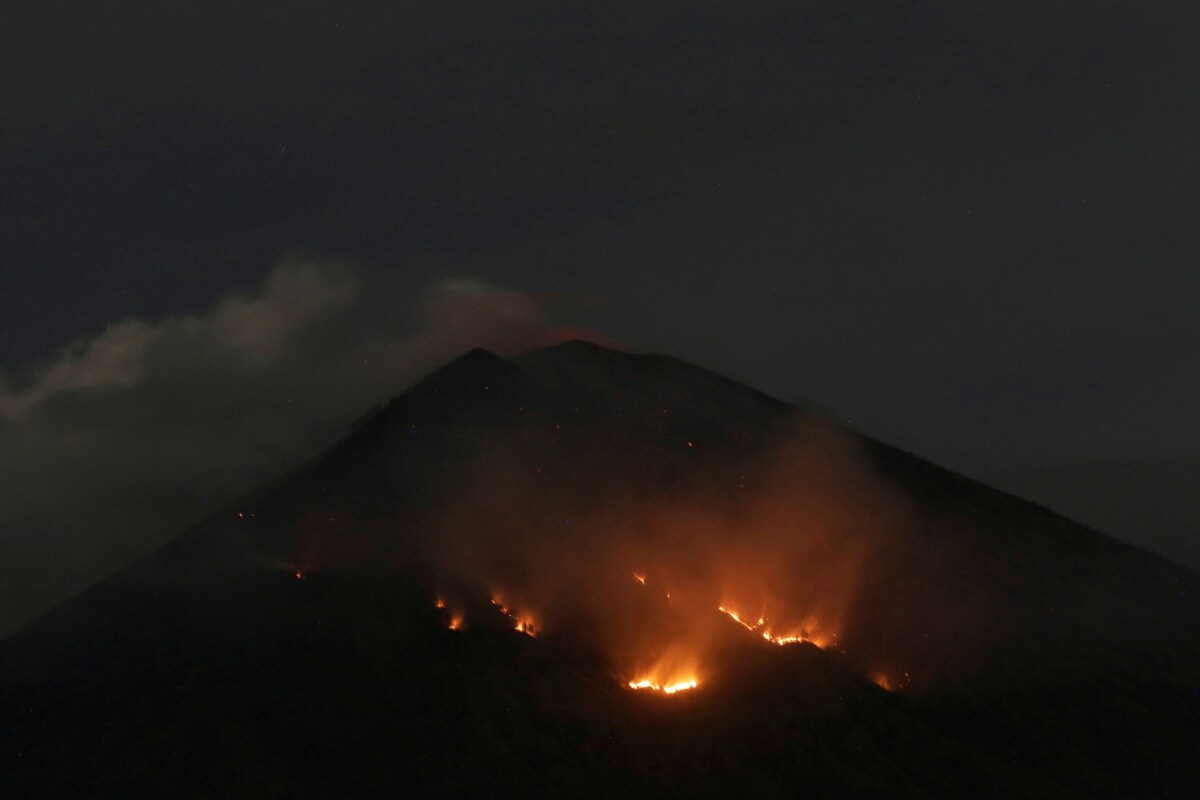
<box><xmin>717</xmin><ymin>605</ymin><xmax>832</xmax><ymax>648</ymax></box>
<box><xmin>434</xmin><ymin>597</ymin><xmax>464</xmax><ymax>631</ymax></box>
<box><xmin>872</xmin><ymin>671</ymin><xmax>911</xmax><ymax>692</ymax></box>
<box><xmin>627</xmin><ymin>677</ymin><xmax>698</xmax><ymax>695</ymax></box>
<box><xmin>717</xmin><ymin>605</ymin><xmax>763</xmax><ymax>632</ymax></box>
<box><xmin>416</xmin><ymin>408</ymin><xmax>924</xmax><ymax>696</ymax></box>
<box><xmin>623</xmin><ymin>640</ymin><xmax>702</xmax><ymax>696</ymax></box>
<box><xmin>491</xmin><ymin>594</ymin><xmax>539</xmax><ymax>637</ymax></box>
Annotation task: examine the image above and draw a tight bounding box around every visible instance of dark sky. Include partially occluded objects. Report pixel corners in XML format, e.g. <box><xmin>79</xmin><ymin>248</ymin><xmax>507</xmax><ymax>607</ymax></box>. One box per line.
<box><xmin>2</xmin><ymin>2</ymin><xmax>1198</xmax><ymax>631</ymax></box>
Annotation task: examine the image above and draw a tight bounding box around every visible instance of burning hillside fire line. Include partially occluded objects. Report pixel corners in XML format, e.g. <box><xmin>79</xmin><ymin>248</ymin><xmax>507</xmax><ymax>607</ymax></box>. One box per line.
<box><xmin>716</xmin><ymin>606</ymin><xmax>831</xmax><ymax>648</ymax></box>
<box><xmin>872</xmin><ymin>671</ymin><xmax>911</xmax><ymax>693</ymax></box>
<box><xmin>432</xmin><ymin>593</ymin><xmax>540</xmax><ymax>636</ymax></box>
<box><xmin>627</xmin><ymin>678</ymin><xmax>698</xmax><ymax>695</ymax></box>
<box><xmin>431</xmin><ymin>579</ymin><xmax>842</xmax><ymax>698</ymax></box>
<box><xmin>434</xmin><ymin>597</ymin><xmax>464</xmax><ymax>631</ymax></box>
<box><xmin>490</xmin><ymin>595</ymin><xmax>538</xmax><ymax>637</ymax></box>
<box><xmin>631</xmin><ymin>571</ymin><xmax>671</xmax><ymax>601</ymax></box>
<box><xmin>624</xmin><ymin>574</ymin><xmax>837</xmax><ymax>693</ymax></box>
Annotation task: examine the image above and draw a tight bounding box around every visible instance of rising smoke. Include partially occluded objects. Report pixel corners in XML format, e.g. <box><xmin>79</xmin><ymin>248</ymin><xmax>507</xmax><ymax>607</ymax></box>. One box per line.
<box><xmin>420</xmin><ymin>402</ymin><xmax>949</xmax><ymax>693</ymax></box>
<box><xmin>0</xmin><ymin>260</ymin><xmax>597</xmax><ymax>635</ymax></box>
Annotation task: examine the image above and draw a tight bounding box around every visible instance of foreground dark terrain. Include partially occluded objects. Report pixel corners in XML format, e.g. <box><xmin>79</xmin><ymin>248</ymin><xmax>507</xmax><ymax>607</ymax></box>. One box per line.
<box><xmin>3</xmin><ymin>342</ymin><xmax>1199</xmax><ymax>799</ymax></box>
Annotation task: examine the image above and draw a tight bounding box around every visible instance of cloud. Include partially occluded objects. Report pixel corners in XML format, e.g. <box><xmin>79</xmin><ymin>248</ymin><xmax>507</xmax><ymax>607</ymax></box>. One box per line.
<box><xmin>1</xmin><ymin>262</ymin><xmax>359</xmax><ymax>419</ymax></box>
<box><xmin>0</xmin><ymin>260</ymin><xmax>596</xmax><ymax>635</ymax></box>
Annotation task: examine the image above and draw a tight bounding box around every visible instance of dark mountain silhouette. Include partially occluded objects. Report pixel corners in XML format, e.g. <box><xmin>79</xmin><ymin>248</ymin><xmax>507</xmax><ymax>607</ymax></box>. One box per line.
<box><xmin>2</xmin><ymin>341</ymin><xmax>1198</xmax><ymax>799</ymax></box>
<box><xmin>982</xmin><ymin>457</ymin><xmax>1200</xmax><ymax>575</ymax></box>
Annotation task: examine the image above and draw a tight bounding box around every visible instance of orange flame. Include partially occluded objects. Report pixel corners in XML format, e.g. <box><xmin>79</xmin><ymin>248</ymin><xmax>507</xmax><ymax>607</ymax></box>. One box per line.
<box><xmin>717</xmin><ymin>605</ymin><xmax>831</xmax><ymax>648</ymax></box>
<box><xmin>435</xmin><ymin>597</ymin><xmax>463</xmax><ymax>630</ymax></box>
<box><xmin>491</xmin><ymin>594</ymin><xmax>538</xmax><ymax>637</ymax></box>
<box><xmin>627</xmin><ymin>678</ymin><xmax>698</xmax><ymax>695</ymax></box>
<box><xmin>872</xmin><ymin>671</ymin><xmax>911</xmax><ymax>692</ymax></box>
<box><xmin>623</xmin><ymin>639</ymin><xmax>702</xmax><ymax>696</ymax></box>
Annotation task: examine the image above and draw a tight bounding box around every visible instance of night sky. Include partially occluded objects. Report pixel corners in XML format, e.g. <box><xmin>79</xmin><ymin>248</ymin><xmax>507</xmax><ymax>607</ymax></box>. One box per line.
<box><xmin>2</xmin><ymin>2</ymin><xmax>1198</xmax><ymax>632</ymax></box>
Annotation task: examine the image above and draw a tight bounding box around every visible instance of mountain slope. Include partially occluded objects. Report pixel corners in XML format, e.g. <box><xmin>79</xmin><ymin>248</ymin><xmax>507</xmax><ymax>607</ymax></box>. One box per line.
<box><xmin>983</xmin><ymin>456</ymin><xmax>1200</xmax><ymax>573</ymax></box>
<box><xmin>2</xmin><ymin>342</ymin><xmax>1198</xmax><ymax>799</ymax></box>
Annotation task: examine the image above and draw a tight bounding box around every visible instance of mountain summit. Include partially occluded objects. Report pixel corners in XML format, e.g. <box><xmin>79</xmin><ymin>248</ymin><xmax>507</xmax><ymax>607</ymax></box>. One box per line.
<box><xmin>3</xmin><ymin>342</ymin><xmax>1198</xmax><ymax>799</ymax></box>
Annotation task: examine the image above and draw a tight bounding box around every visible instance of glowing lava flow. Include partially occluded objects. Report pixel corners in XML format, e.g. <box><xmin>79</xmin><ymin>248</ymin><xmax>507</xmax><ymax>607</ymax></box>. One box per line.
<box><xmin>872</xmin><ymin>671</ymin><xmax>911</xmax><ymax>692</ymax></box>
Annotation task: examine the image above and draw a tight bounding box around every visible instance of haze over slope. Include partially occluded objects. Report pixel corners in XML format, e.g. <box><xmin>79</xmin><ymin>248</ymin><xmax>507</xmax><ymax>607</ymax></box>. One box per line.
<box><xmin>3</xmin><ymin>342</ymin><xmax>1198</xmax><ymax>799</ymax></box>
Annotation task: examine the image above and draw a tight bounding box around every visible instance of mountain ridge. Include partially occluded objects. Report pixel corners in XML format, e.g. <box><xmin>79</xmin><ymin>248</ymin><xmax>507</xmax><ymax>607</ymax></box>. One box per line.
<box><xmin>3</xmin><ymin>342</ymin><xmax>1198</xmax><ymax>799</ymax></box>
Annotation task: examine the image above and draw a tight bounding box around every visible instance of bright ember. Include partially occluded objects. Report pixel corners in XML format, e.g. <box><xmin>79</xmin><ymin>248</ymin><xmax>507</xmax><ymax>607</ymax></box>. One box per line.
<box><xmin>627</xmin><ymin>678</ymin><xmax>698</xmax><ymax>695</ymax></box>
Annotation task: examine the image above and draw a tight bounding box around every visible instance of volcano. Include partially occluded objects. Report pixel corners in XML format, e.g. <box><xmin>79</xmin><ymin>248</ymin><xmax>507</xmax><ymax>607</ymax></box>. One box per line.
<box><xmin>3</xmin><ymin>341</ymin><xmax>1198</xmax><ymax>799</ymax></box>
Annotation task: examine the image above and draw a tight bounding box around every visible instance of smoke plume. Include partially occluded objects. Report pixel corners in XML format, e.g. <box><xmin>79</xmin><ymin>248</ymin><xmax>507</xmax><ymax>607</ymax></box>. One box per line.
<box><xmin>0</xmin><ymin>260</ymin><xmax>596</xmax><ymax>635</ymax></box>
<box><xmin>422</xmin><ymin>407</ymin><xmax>929</xmax><ymax>692</ymax></box>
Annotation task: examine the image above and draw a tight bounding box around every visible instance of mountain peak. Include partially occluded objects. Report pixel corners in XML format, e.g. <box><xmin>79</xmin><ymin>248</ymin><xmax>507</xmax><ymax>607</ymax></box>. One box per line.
<box><xmin>432</xmin><ymin>345</ymin><xmax>509</xmax><ymax>373</ymax></box>
<box><xmin>385</xmin><ymin>347</ymin><xmax>520</xmax><ymax>405</ymax></box>
<box><xmin>4</xmin><ymin>345</ymin><xmax>1200</xmax><ymax>799</ymax></box>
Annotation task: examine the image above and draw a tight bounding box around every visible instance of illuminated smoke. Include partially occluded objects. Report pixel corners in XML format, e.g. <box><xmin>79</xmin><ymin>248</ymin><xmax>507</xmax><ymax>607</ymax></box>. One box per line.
<box><xmin>0</xmin><ymin>261</ymin><xmax>608</xmax><ymax>635</ymax></box>
<box><xmin>421</xmin><ymin>410</ymin><xmax>928</xmax><ymax>693</ymax></box>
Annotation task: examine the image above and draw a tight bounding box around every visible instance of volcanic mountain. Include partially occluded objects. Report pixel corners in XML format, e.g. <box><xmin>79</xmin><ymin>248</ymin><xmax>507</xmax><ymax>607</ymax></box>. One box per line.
<box><xmin>3</xmin><ymin>341</ymin><xmax>1198</xmax><ymax>799</ymax></box>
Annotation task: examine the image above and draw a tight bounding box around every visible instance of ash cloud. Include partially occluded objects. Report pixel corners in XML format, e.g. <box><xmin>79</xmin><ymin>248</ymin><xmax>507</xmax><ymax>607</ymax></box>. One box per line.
<box><xmin>0</xmin><ymin>260</ymin><xmax>595</xmax><ymax>635</ymax></box>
